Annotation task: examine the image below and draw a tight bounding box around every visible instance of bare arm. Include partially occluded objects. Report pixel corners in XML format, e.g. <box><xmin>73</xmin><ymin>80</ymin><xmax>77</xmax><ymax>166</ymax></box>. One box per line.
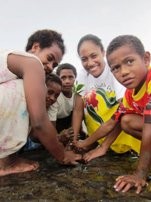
<box><xmin>76</xmin><ymin>118</ymin><xmax>117</xmax><ymax>148</ymax></box>
<box><xmin>51</xmin><ymin>121</ymin><xmax>56</xmax><ymax>127</ymax></box>
<box><xmin>114</xmin><ymin>122</ymin><xmax>151</xmax><ymax>194</ymax></box>
<box><xmin>135</xmin><ymin>123</ymin><xmax>151</xmax><ymax>178</ymax></box>
<box><xmin>7</xmin><ymin>54</ymin><xmax>65</xmax><ymax>162</ymax></box>
<box><xmin>72</xmin><ymin>94</ymin><xmax>84</xmax><ymax>141</ymax></box>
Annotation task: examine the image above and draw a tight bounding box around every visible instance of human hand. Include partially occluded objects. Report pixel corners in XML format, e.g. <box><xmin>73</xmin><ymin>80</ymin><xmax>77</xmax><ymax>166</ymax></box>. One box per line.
<box><xmin>114</xmin><ymin>174</ymin><xmax>148</xmax><ymax>194</ymax></box>
<box><xmin>75</xmin><ymin>140</ymin><xmax>87</xmax><ymax>149</ymax></box>
<box><xmin>59</xmin><ymin>128</ymin><xmax>74</xmax><ymax>146</ymax></box>
<box><xmin>83</xmin><ymin>145</ymin><xmax>106</xmax><ymax>162</ymax></box>
<box><xmin>62</xmin><ymin>150</ymin><xmax>82</xmax><ymax>165</ymax></box>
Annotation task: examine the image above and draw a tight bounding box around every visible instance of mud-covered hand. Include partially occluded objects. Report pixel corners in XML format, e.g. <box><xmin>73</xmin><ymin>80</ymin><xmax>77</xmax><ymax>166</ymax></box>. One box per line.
<box><xmin>114</xmin><ymin>174</ymin><xmax>148</xmax><ymax>194</ymax></box>
<box><xmin>59</xmin><ymin>128</ymin><xmax>74</xmax><ymax>146</ymax></box>
<box><xmin>62</xmin><ymin>150</ymin><xmax>82</xmax><ymax>165</ymax></box>
<box><xmin>74</xmin><ymin>140</ymin><xmax>88</xmax><ymax>149</ymax></box>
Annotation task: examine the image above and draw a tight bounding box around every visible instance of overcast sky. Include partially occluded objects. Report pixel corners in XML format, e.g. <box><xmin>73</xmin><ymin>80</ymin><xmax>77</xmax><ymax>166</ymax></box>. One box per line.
<box><xmin>0</xmin><ymin>0</ymin><xmax>151</xmax><ymax>71</ymax></box>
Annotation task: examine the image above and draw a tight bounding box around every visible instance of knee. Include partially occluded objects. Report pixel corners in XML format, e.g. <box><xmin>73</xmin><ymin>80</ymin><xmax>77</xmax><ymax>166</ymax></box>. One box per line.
<box><xmin>121</xmin><ymin>115</ymin><xmax>131</xmax><ymax>132</ymax></box>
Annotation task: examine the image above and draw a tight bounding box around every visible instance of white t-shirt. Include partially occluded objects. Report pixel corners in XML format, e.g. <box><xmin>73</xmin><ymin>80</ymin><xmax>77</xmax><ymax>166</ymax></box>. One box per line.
<box><xmin>0</xmin><ymin>49</ymin><xmax>43</xmax><ymax>158</ymax></box>
<box><xmin>77</xmin><ymin>64</ymin><xmax>125</xmax><ymax>100</ymax></box>
<box><xmin>48</xmin><ymin>92</ymin><xmax>75</xmax><ymax>121</ymax></box>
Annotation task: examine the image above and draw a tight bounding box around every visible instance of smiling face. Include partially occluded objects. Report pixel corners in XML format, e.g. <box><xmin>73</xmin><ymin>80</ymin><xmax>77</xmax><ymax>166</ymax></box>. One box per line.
<box><xmin>107</xmin><ymin>45</ymin><xmax>150</xmax><ymax>93</ymax></box>
<box><xmin>78</xmin><ymin>40</ymin><xmax>105</xmax><ymax>78</ymax></box>
<box><xmin>29</xmin><ymin>42</ymin><xmax>63</xmax><ymax>74</ymax></box>
<box><xmin>46</xmin><ymin>81</ymin><xmax>62</xmax><ymax>109</ymax></box>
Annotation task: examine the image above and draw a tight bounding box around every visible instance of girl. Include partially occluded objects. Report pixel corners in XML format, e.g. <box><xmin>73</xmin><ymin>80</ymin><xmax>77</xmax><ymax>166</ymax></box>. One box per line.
<box><xmin>0</xmin><ymin>29</ymin><xmax>81</xmax><ymax>176</ymax></box>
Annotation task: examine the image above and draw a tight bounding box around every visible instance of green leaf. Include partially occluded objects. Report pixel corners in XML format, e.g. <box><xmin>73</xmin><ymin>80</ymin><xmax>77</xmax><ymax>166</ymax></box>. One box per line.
<box><xmin>73</xmin><ymin>83</ymin><xmax>84</xmax><ymax>94</ymax></box>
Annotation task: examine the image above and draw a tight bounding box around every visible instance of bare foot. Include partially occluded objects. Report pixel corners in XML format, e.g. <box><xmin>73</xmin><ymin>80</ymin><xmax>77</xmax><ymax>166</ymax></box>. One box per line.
<box><xmin>0</xmin><ymin>156</ymin><xmax>39</xmax><ymax>176</ymax></box>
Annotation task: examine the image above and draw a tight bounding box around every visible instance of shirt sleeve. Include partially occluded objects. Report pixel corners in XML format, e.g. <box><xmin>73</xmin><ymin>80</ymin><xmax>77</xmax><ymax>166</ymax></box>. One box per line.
<box><xmin>47</xmin><ymin>102</ymin><xmax>58</xmax><ymax>121</ymax></box>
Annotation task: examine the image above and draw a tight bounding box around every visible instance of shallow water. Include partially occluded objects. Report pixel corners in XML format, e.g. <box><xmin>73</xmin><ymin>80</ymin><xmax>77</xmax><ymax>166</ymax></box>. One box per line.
<box><xmin>0</xmin><ymin>149</ymin><xmax>151</xmax><ymax>202</ymax></box>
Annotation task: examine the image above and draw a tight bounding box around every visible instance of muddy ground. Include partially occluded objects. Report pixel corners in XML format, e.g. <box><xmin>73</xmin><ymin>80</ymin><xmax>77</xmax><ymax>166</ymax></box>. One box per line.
<box><xmin>0</xmin><ymin>149</ymin><xmax>151</xmax><ymax>202</ymax></box>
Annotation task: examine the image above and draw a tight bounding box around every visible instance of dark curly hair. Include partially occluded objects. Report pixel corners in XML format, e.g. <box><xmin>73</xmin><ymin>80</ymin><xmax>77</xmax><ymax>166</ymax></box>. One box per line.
<box><xmin>45</xmin><ymin>73</ymin><xmax>62</xmax><ymax>87</ymax></box>
<box><xmin>25</xmin><ymin>29</ymin><xmax>65</xmax><ymax>55</ymax></box>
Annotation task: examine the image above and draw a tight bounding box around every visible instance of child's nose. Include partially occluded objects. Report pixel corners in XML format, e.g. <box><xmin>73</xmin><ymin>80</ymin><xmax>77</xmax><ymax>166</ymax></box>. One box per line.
<box><xmin>50</xmin><ymin>95</ymin><xmax>57</xmax><ymax>103</ymax></box>
<box><xmin>120</xmin><ymin>65</ymin><xmax>129</xmax><ymax>76</ymax></box>
<box><xmin>44</xmin><ymin>63</ymin><xmax>54</xmax><ymax>73</ymax></box>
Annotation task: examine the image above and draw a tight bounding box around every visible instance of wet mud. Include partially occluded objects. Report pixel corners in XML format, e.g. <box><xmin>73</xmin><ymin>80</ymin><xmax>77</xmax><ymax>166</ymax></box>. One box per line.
<box><xmin>0</xmin><ymin>149</ymin><xmax>151</xmax><ymax>202</ymax></box>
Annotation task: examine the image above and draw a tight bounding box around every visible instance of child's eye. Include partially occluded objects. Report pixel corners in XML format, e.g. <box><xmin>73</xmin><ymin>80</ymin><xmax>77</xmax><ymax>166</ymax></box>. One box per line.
<box><xmin>127</xmin><ymin>59</ymin><xmax>134</xmax><ymax>65</ymax></box>
<box><xmin>111</xmin><ymin>65</ymin><xmax>120</xmax><ymax>73</ymax></box>
<box><xmin>55</xmin><ymin>94</ymin><xmax>60</xmax><ymax>99</ymax></box>
<box><xmin>60</xmin><ymin>76</ymin><xmax>66</xmax><ymax>81</ymax></box>
<box><xmin>47</xmin><ymin>55</ymin><xmax>53</xmax><ymax>62</ymax></box>
<box><xmin>53</xmin><ymin>62</ymin><xmax>58</xmax><ymax>68</ymax></box>
<box><xmin>47</xmin><ymin>90</ymin><xmax>53</xmax><ymax>95</ymax></box>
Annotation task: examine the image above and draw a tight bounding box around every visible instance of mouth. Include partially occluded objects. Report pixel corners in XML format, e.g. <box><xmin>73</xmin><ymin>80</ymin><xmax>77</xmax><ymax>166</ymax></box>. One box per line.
<box><xmin>63</xmin><ymin>86</ymin><xmax>72</xmax><ymax>89</ymax></box>
<box><xmin>122</xmin><ymin>77</ymin><xmax>134</xmax><ymax>87</ymax></box>
<box><xmin>88</xmin><ymin>66</ymin><xmax>98</xmax><ymax>73</ymax></box>
<box><xmin>87</xmin><ymin>65</ymin><xmax>103</xmax><ymax>77</ymax></box>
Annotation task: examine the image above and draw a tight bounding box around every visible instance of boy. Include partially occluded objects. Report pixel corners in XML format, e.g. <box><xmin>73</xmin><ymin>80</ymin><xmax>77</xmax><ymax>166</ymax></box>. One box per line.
<box><xmin>76</xmin><ymin>35</ymin><xmax>151</xmax><ymax>194</ymax></box>
<box><xmin>107</xmin><ymin>35</ymin><xmax>151</xmax><ymax>194</ymax></box>
<box><xmin>48</xmin><ymin>63</ymin><xmax>77</xmax><ymax>133</ymax></box>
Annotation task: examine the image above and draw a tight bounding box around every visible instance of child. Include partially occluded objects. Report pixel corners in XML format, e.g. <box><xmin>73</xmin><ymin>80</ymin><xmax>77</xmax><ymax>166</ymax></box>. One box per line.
<box><xmin>0</xmin><ymin>29</ymin><xmax>81</xmax><ymax>176</ymax></box>
<box><xmin>107</xmin><ymin>35</ymin><xmax>151</xmax><ymax>194</ymax></box>
<box><xmin>45</xmin><ymin>73</ymin><xmax>62</xmax><ymax>109</ymax></box>
<box><xmin>23</xmin><ymin>73</ymin><xmax>62</xmax><ymax>151</ymax></box>
<box><xmin>48</xmin><ymin>63</ymin><xmax>77</xmax><ymax>133</ymax></box>
<box><xmin>77</xmin><ymin>35</ymin><xmax>151</xmax><ymax>194</ymax></box>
